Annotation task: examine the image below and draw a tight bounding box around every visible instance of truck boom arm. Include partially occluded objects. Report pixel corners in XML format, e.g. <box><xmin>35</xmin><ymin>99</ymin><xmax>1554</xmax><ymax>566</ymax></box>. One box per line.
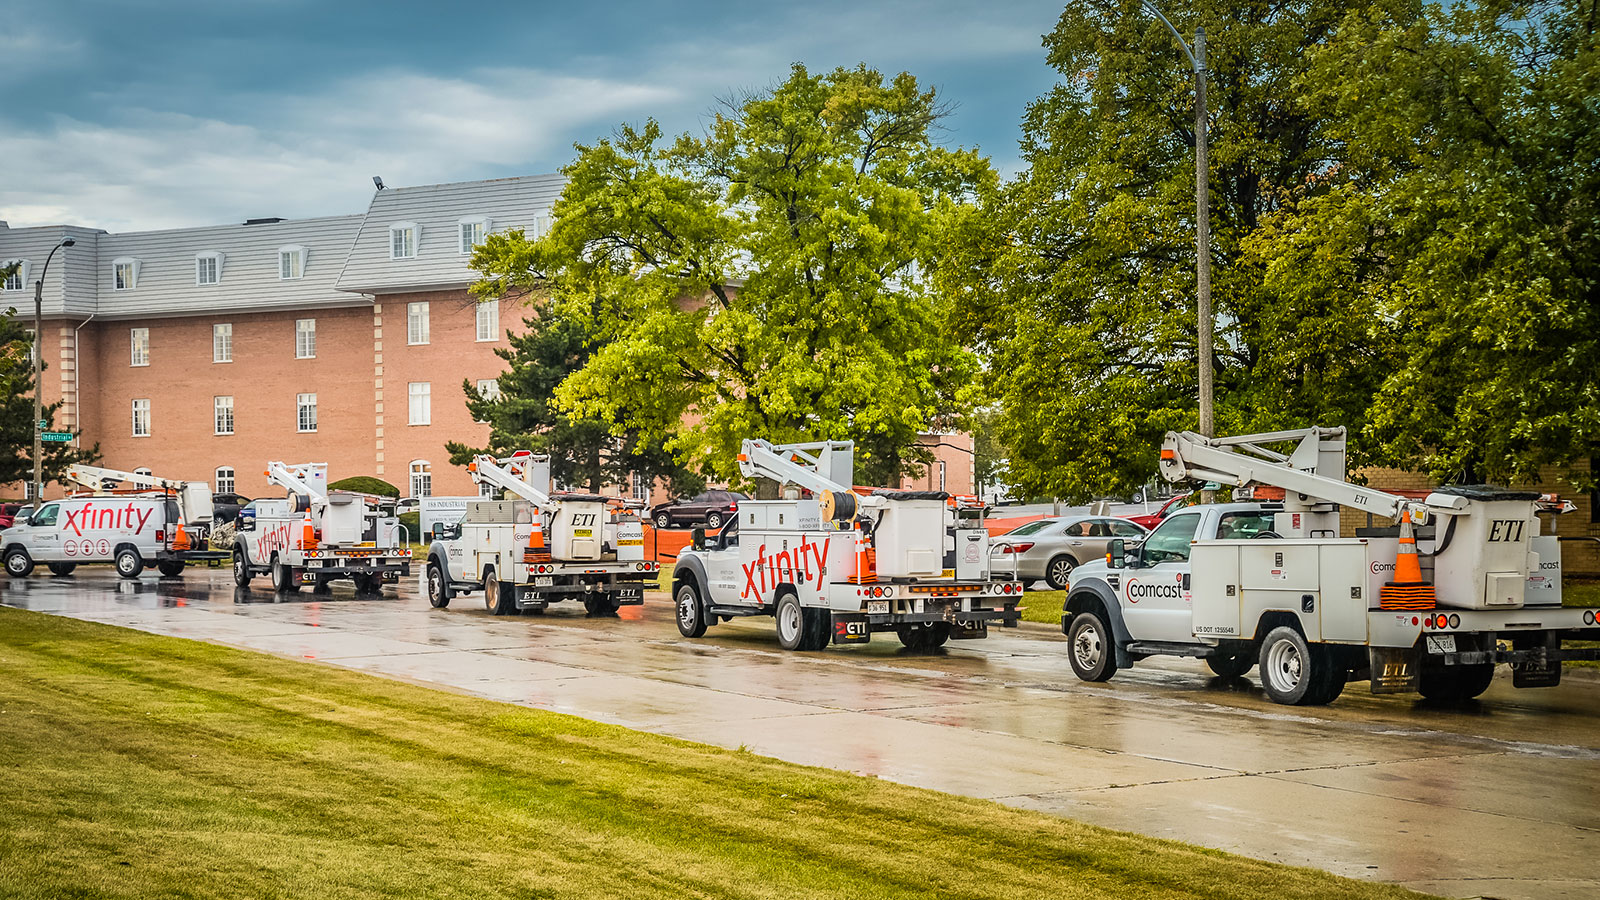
<box><xmin>469</xmin><ymin>453</ymin><xmax>556</xmax><ymax>510</ymax></box>
<box><xmin>737</xmin><ymin>439</ymin><xmax>854</xmax><ymax>496</ymax></box>
<box><xmin>65</xmin><ymin>463</ymin><xmax>188</xmax><ymax>493</ymax></box>
<box><xmin>266</xmin><ymin>461</ymin><xmax>329</xmax><ymax>505</ymax></box>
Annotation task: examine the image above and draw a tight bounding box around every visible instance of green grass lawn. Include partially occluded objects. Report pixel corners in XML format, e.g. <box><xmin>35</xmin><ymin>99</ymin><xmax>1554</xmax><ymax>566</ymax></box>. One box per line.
<box><xmin>0</xmin><ymin>607</ymin><xmax>1429</xmax><ymax>900</ymax></box>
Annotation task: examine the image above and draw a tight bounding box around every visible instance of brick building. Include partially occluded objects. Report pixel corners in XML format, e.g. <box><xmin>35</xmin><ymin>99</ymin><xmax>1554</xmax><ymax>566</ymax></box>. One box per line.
<box><xmin>2</xmin><ymin>174</ymin><xmax>973</xmax><ymax>503</ymax></box>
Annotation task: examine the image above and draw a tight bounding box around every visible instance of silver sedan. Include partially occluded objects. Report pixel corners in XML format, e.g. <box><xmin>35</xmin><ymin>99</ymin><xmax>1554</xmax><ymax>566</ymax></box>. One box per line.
<box><xmin>990</xmin><ymin>515</ymin><xmax>1148</xmax><ymax>589</ymax></box>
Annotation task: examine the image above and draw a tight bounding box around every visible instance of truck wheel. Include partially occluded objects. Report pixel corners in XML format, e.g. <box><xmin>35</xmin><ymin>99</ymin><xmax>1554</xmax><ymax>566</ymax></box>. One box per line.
<box><xmin>583</xmin><ymin>593</ymin><xmax>621</xmax><ymax>617</ymax></box>
<box><xmin>706</xmin><ymin>511</ymin><xmax>724</xmax><ymax>529</ymax></box>
<box><xmin>484</xmin><ymin>570</ymin><xmax>514</xmax><ymax>615</ymax></box>
<box><xmin>1044</xmin><ymin>555</ymin><xmax>1077</xmax><ymax>590</ymax></box>
<box><xmin>1258</xmin><ymin>626</ymin><xmax>1337</xmax><ymax>705</ymax></box>
<box><xmin>115</xmin><ymin>547</ymin><xmax>143</xmax><ymax>580</ymax></box>
<box><xmin>802</xmin><ymin>608</ymin><xmax>833</xmax><ymax>651</ymax></box>
<box><xmin>1067</xmin><ymin>612</ymin><xmax>1118</xmax><ymax>682</ymax></box>
<box><xmin>1419</xmin><ymin>662</ymin><xmax>1496</xmax><ymax>703</ymax></box>
<box><xmin>1205</xmin><ymin>651</ymin><xmax>1254</xmax><ymax>679</ymax></box>
<box><xmin>896</xmin><ymin>622</ymin><xmax>950</xmax><ymax>651</ymax></box>
<box><xmin>47</xmin><ymin>562</ymin><xmax>77</xmax><ymax>577</ymax></box>
<box><xmin>426</xmin><ymin>564</ymin><xmax>450</xmax><ymax>608</ymax></box>
<box><xmin>775</xmin><ymin>592</ymin><xmax>807</xmax><ymax>651</ymax></box>
<box><xmin>270</xmin><ymin>556</ymin><xmax>299</xmax><ymax>593</ymax></box>
<box><xmin>675</xmin><ymin>583</ymin><xmax>708</xmax><ymax>638</ymax></box>
<box><xmin>654</xmin><ymin>512</ymin><xmax>671</xmax><ymax>530</ymax></box>
<box><xmin>3</xmin><ymin>547</ymin><xmax>33</xmax><ymax>578</ymax></box>
<box><xmin>232</xmin><ymin>548</ymin><xmax>252</xmax><ymax>587</ymax></box>
<box><xmin>157</xmin><ymin>560</ymin><xmax>186</xmax><ymax>578</ymax></box>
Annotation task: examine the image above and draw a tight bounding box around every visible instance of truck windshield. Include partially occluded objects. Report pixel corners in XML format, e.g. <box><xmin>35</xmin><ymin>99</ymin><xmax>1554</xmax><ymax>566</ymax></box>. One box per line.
<box><xmin>31</xmin><ymin>504</ymin><xmax>59</xmax><ymax>527</ymax></box>
<box><xmin>1142</xmin><ymin>513</ymin><xmax>1200</xmax><ymax>564</ymax></box>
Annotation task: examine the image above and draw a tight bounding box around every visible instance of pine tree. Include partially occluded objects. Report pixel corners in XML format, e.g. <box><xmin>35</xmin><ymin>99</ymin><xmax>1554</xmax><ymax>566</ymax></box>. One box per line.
<box><xmin>0</xmin><ymin>304</ymin><xmax>98</xmax><ymax>491</ymax></box>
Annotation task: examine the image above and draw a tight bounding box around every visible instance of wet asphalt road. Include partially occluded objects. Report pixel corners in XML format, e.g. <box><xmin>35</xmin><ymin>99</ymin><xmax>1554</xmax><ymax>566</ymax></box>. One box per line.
<box><xmin>3</xmin><ymin>568</ymin><xmax>1597</xmax><ymax>900</ymax></box>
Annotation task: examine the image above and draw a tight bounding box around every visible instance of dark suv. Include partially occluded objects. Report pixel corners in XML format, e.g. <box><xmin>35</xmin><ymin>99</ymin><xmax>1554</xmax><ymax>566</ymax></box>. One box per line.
<box><xmin>651</xmin><ymin>490</ymin><xmax>745</xmax><ymax>530</ymax></box>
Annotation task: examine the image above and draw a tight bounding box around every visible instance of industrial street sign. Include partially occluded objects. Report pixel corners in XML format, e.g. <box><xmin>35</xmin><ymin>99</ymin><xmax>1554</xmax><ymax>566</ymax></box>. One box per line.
<box><xmin>39</xmin><ymin>432</ymin><xmax>73</xmax><ymax>442</ymax></box>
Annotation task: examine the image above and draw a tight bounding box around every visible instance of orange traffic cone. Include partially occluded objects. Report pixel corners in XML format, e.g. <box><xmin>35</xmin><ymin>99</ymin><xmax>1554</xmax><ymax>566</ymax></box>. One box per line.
<box><xmin>848</xmin><ymin>522</ymin><xmax>877</xmax><ymax>584</ymax></box>
<box><xmin>171</xmin><ymin>523</ymin><xmax>191</xmax><ymax>552</ymax></box>
<box><xmin>300</xmin><ymin>510</ymin><xmax>316</xmax><ymax>551</ymax></box>
<box><xmin>523</xmin><ymin>515</ymin><xmax>551</xmax><ymax>564</ymax></box>
<box><xmin>1378</xmin><ymin>509</ymin><xmax>1436</xmax><ymax>610</ymax></box>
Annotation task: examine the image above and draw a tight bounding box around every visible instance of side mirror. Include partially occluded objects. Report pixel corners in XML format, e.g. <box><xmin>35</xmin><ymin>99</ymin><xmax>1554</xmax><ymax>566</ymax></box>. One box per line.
<box><xmin>691</xmin><ymin>527</ymin><xmax>707</xmax><ymax>552</ymax></box>
<box><xmin>431</xmin><ymin>522</ymin><xmax>447</xmax><ymax>539</ymax></box>
<box><xmin>1106</xmin><ymin>539</ymin><xmax>1124</xmax><ymax>569</ymax></box>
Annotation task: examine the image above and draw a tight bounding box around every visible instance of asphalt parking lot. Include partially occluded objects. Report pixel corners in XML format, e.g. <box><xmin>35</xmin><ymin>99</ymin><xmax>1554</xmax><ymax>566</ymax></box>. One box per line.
<box><xmin>4</xmin><ymin>567</ymin><xmax>1597</xmax><ymax>900</ymax></box>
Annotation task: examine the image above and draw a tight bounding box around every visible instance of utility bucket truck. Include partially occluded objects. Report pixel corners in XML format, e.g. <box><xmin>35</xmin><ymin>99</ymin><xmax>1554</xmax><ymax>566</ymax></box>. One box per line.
<box><xmin>231</xmin><ymin>462</ymin><xmax>411</xmax><ymax>593</ymax></box>
<box><xmin>1</xmin><ymin>464</ymin><xmax>228</xmax><ymax>579</ymax></box>
<box><xmin>424</xmin><ymin>451</ymin><xmax>659</xmax><ymax>616</ymax></box>
<box><xmin>672</xmin><ymin>439</ymin><xmax>1022</xmax><ymax>650</ymax></box>
<box><xmin>1062</xmin><ymin>428</ymin><xmax>1600</xmax><ymax>705</ymax></box>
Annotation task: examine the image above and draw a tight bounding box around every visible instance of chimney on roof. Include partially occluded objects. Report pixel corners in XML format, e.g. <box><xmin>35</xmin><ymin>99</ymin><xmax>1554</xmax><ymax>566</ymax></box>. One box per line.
<box><xmin>243</xmin><ymin>217</ymin><xmax>285</xmax><ymax>226</ymax></box>
<box><xmin>0</xmin><ymin>221</ymin><xmax>8</xmax><ymax>229</ymax></box>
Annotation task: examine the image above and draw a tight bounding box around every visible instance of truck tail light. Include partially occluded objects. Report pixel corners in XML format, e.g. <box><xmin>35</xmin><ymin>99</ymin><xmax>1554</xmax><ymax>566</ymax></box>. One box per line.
<box><xmin>155</xmin><ymin>530</ymin><xmax>165</xmax><ymax>542</ymax></box>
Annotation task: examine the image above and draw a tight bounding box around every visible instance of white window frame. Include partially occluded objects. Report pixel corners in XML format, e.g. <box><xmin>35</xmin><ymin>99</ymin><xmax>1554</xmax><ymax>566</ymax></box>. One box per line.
<box><xmin>215</xmin><ymin>467</ymin><xmax>235</xmax><ymax>494</ymax></box>
<box><xmin>214</xmin><ymin>395</ymin><xmax>234</xmax><ymax>435</ymax></box>
<box><xmin>297</xmin><ymin>392</ymin><xmax>318</xmax><ymax>433</ymax></box>
<box><xmin>409</xmin><ymin>460</ymin><xmax>432</xmax><ymax>498</ymax></box>
<box><xmin>195</xmin><ymin>251</ymin><xmax>224</xmax><ymax>285</ymax></box>
<box><xmin>131</xmin><ymin>399</ymin><xmax>150</xmax><ymax>437</ymax></box>
<box><xmin>130</xmin><ymin>327</ymin><xmax>149</xmax><ymax>367</ymax></box>
<box><xmin>458</xmin><ymin>215</ymin><xmax>490</xmax><ymax>253</ymax></box>
<box><xmin>407</xmin><ymin>301</ymin><xmax>429</xmax><ymax>345</ymax></box>
<box><xmin>475</xmin><ymin>301</ymin><xmax>499</xmax><ymax>342</ymax></box>
<box><xmin>937</xmin><ymin>459</ymin><xmax>947</xmax><ymax>492</ymax></box>
<box><xmin>213</xmin><ymin>323</ymin><xmax>233</xmax><ymax>363</ymax></box>
<box><xmin>2</xmin><ymin>260</ymin><xmax>28</xmax><ymax>292</ymax></box>
<box><xmin>295</xmin><ymin>318</ymin><xmax>316</xmax><ymax>359</ymax></box>
<box><xmin>389</xmin><ymin>222</ymin><xmax>420</xmax><ymax>259</ymax></box>
<box><xmin>631</xmin><ymin>472</ymin><xmax>649</xmax><ymax>501</ymax></box>
<box><xmin>474</xmin><ymin>378</ymin><xmax>499</xmax><ymax>423</ymax></box>
<box><xmin>278</xmin><ymin>245</ymin><xmax>307</xmax><ymax>280</ymax></box>
<box><xmin>408</xmin><ymin>382</ymin><xmax>431</xmax><ymax>425</ymax></box>
<box><xmin>112</xmin><ymin>257</ymin><xmax>140</xmax><ymax>291</ymax></box>
<box><xmin>134</xmin><ymin>467</ymin><xmax>152</xmax><ymax>477</ymax></box>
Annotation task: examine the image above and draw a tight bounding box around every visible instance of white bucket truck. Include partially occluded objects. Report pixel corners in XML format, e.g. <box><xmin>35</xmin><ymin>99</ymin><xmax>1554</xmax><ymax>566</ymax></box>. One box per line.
<box><xmin>671</xmin><ymin>439</ymin><xmax>1021</xmax><ymax>650</ymax></box>
<box><xmin>1061</xmin><ymin>428</ymin><xmax>1600</xmax><ymax>705</ymax></box>
<box><xmin>231</xmin><ymin>462</ymin><xmax>411</xmax><ymax>593</ymax></box>
<box><xmin>423</xmin><ymin>451</ymin><xmax>658</xmax><ymax>616</ymax></box>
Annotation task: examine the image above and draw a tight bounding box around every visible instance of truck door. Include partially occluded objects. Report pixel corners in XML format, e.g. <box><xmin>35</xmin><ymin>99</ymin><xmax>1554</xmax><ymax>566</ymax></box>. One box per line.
<box><xmin>1122</xmin><ymin>511</ymin><xmax>1202</xmax><ymax>643</ymax></box>
<box><xmin>26</xmin><ymin>503</ymin><xmax>62</xmax><ymax>558</ymax></box>
<box><xmin>706</xmin><ymin>521</ymin><xmax>744</xmax><ymax>604</ymax></box>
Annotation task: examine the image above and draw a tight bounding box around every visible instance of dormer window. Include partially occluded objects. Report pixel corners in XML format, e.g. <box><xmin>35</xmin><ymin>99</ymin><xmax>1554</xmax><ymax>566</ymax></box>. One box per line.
<box><xmin>458</xmin><ymin>216</ymin><xmax>490</xmax><ymax>253</ymax></box>
<box><xmin>195</xmin><ymin>251</ymin><xmax>224</xmax><ymax>285</ymax></box>
<box><xmin>113</xmin><ymin>258</ymin><xmax>141</xmax><ymax>290</ymax></box>
<box><xmin>278</xmin><ymin>245</ymin><xmax>307</xmax><ymax>279</ymax></box>
<box><xmin>1</xmin><ymin>259</ymin><xmax>26</xmax><ymax>291</ymax></box>
<box><xmin>390</xmin><ymin>222</ymin><xmax>420</xmax><ymax>259</ymax></box>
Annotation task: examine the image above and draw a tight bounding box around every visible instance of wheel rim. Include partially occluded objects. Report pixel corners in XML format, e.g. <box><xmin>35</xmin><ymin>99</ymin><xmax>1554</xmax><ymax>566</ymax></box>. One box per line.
<box><xmin>656</xmin><ymin>515</ymin><xmax>669</xmax><ymax>529</ymax></box>
<box><xmin>428</xmin><ymin>568</ymin><xmax>443</xmax><ymax>602</ymax></box>
<box><xmin>677</xmin><ymin>588</ymin><xmax>698</xmax><ymax>629</ymax></box>
<box><xmin>778</xmin><ymin>602</ymin><xmax>800</xmax><ymax>642</ymax></box>
<box><xmin>1050</xmin><ymin>559</ymin><xmax>1074</xmax><ymax>585</ymax></box>
<box><xmin>484</xmin><ymin>574</ymin><xmax>498</xmax><ymax>611</ymax></box>
<box><xmin>6</xmin><ymin>555</ymin><xmax>25</xmax><ymax>575</ymax></box>
<box><xmin>119</xmin><ymin>554</ymin><xmax>136</xmax><ymax>575</ymax></box>
<box><xmin>233</xmin><ymin>554</ymin><xmax>245</xmax><ymax>578</ymax></box>
<box><xmin>1073</xmin><ymin>622</ymin><xmax>1102</xmax><ymax>670</ymax></box>
<box><xmin>708</xmin><ymin>513</ymin><xmax>722</xmax><ymax>528</ymax></box>
<box><xmin>1266</xmin><ymin>640</ymin><xmax>1303</xmax><ymax>692</ymax></box>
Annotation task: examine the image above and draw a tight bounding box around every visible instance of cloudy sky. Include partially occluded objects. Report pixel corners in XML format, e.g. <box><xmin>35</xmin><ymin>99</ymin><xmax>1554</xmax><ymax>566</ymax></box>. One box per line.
<box><xmin>0</xmin><ymin>0</ymin><xmax>1066</xmax><ymax>233</ymax></box>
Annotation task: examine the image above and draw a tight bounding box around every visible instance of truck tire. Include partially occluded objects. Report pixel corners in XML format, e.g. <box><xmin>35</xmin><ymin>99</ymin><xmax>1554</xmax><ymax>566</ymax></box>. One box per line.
<box><xmin>775</xmin><ymin>592</ymin><xmax>808</xmax><ymax>651</ymax></box>
<box><xmin>3</xmin><ymin>547</ymin><xmax>33</xmax><ymax>578</ymax></box>
<box><xmin>1418</xmin><ymin>662</ymin><xmax>1496</xmax><ymax>703</ymax></box>
<box><xmin>655</xmin><ymin>512</ymin><xmax>671</xmax><ymax>530</ymax></box>
<box><xmin>352</xmin><ymin>573</ymin><xmax>381</xmax><ymax>595</ymax></box>
<box><xmin>47</xmin><ymin>562</ymin><xmax>76</xmax><ymax>577</ymax></box>
<box><xmin>896</xmin><ymin>622</ymin><xmax>950</xmax><ymax>651</ymax></box>
<box><xmin>1258</xmin><ymin>626</ymin><xmax>1339</xmax><ymax>705</ymax></box>
<box><xmin>1205</xmin><ymin>651</ymin><xmax>1254</xmax><ymax>679</ymax></box>
<box><xmin>1066</xmin><ymin>611</ymin><xmax>1118</xmax><ymax>682</ymax></box>
<box><xmin>232</xmin><ymin>548</ymin><xmax>252</xmax><ymax>587</ymax></box>
<box><xmin>802</xmin><ymin>608</ymin><xmax>833</xmax><ymax>651</ymax></box>
<box><xmin>270</xmin><ymin>556</ymin><xmax>299</xmax><ymax>593</ymax></box>
<box><xmin>583</xmin><ymin>593</ymin><xmax>621</xmax><ymax>617</ymax></box>
<box><xmin>115</xmin><ymin>547</ymin><xmax>143</xmax><ymax>580</ymax></box>
<box><xmin>426</xmin><ymin>563</ymin><xmax>451</xmax><ymax>608</ymax></box>
<box><xmin>706</xmin><ymin>511</ymin><xmax>724</xmax><ymax>529</ymax></box>
<box><xmin>157</xmin><ymin>560</ymin><xmax>185</xmax><ymax>578</ymax></box>
<box><xmin>1045</xmin><ymin>555</ymin><xmax>1077</xmax><ymax>590</ymax></box>
<box><xmin>675</xmin><ymin>582</ymin><xmax>708</xmax><ymax>638</ymax></box>
<box><xmin>484</xmin><ymin>570</ymin><xmax>514</xmax><ymax>615</ymax></box>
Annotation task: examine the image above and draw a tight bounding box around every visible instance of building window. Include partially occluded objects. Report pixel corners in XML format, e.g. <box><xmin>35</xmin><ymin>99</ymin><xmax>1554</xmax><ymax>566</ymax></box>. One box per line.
<box><xmin>458</xmin><ymin>216</ymin><xmax>491</xmax><ymax>253</ymax></box>
<box><xmin>134</xmin><ymin>467</ymin><xmax>152</xmax><ymax>477</ymax></box>
<box><xmin>215</xmin><ymin>467</ymin><xmax>235</xmax><ymax>494</ymax></box>
<box><xmin>390</xmin><ymin>222</ymin><xmax>419</xmax><ymax>259</ymax></box>
<box><xmin>130</xmin><ymin>328</ymin><xmax>149</xmax><ymax>366</ymax></box>
<box><xmin>131</xmin><ymin>399</ymin><xmax>150</xmax><ymax>437</ymax></box>
<box><xmin>295</xmin><ymin>318</ymin><xmax>316</xmax><ymax>358</ymax></box>
<box><xmin>297</xmin><ymin>393</ymin><xmax>318</xmax><ymax>433</ymax></box>
<box><xmin>23</xmin><ymin>481</ymin><xmax>36</xmax><ymax>500</ymax></box>
<box><xmin>479</xmin><ymin>479</ymin><xmax>496</xmax><ymax>498</ymax></box>
<box><xmin>214</xmin><ymin>396</ymin><xmax>234</xmax><ymax>435</ymax></box>
<box><xmin>213</xmin><ymin>323</ymin><xmax>232</xmax><ymax>363</ymax></box>
<box><xmin>407</xmin><ymin>301</ymin><xmax>429</xmax><ymax>344</ymax></box>
<box><xmin>195</xmin><ymin>252</ymin><xmax>223</xmax><ymax>285</ymax></box>
<box><xmin>408</xmin><ymin>382</ymin><xmax>431</xmax><ymax>425</ymax></box>
<box><xmin>2</xmin><ymin>260</ymin><xmax>25</xmax><ymax>291</ymax></box>
<box><xmin>631</xmin><ymin>472</ymin><xmax>649</xmax><ymax>501</ymax></box>
<box><xmin>474</xmin><ymin>379</ymin><xmax>499</xmax><ymax>422</ymax></box>
<box><xmin>112</xmin><ymin>258</ymin><xmax>140</xmax><ymax>290</ymax></box>
<box><xmin>278</xmin><ymin>245</ymin><xmax>306</xmax><ymax>280</ymax></box>
<box><xmin>937</xmin><ymin>460</ymin><xmax>947</xmax><ymax>492</ymax></box>
<box><xmin>409</xmin><ymin>460</ymin><xmax>432</xmax><ymax>498</ymax></box>
<box><xmin>475</xmin><ymin>302</ymin><xmax>499</xmax><ymax>342</ymax></box>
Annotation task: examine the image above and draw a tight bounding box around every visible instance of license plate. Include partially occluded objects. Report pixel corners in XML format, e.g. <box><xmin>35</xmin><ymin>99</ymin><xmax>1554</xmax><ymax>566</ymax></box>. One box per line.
<box><xmin>534</xmin><ymin>576</ymin><xmax>554</xmax><ymax>587</ymax></box>
<box><xmin>866</xmin><ymin>600</ymin><xmax>889</xmax><ymax>615</ymax></box>
<box><xmin>1426</xmin><ymin>634</ymin><xmax>1456</xmax><ymax>654</ymax></box>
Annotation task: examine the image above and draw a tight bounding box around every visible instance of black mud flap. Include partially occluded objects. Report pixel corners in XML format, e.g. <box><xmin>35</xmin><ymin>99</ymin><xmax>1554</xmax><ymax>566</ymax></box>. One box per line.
<box><xmin>1368</xmin><ymin>646</ymin><xmax>1421</xmax><ymax>694</ymax></box>
<box><xmin>950</xmin><ymin>618</ymin><xmax>989</xmax><ymax>640</ymax></box>
<box><xmin>832</xmin><ymin>614</ymin><xmax>870</xmax><ymax>645</ymax></box>
<box><xmin>615</xmin><ymin>586</ymin><xmax>645</xmax><ymax>605</ymax></box>
<box><xmin>1512</xmin><ymin>654</ymin><xmax>1562</xmax><ymax>688</ymax></box>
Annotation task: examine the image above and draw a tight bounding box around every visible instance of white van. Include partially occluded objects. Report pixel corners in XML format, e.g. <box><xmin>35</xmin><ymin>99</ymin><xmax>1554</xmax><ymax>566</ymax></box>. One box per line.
<box><xmin>1</xmin><ymin>494</ymin><xmax>228</xmax><ymax>579</ymax></box>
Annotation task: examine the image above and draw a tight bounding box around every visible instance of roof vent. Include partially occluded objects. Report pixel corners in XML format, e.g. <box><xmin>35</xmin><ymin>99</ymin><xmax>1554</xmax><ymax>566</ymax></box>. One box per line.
<box><xmin>243</xmin><ymin>217</ymin><xmax>286</xmax><ymax>226</ymax></box>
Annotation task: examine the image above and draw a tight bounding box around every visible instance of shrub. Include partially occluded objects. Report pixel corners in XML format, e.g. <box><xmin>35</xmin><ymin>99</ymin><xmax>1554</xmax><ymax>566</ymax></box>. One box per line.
<box><xmin>398</xmin><ymin>511</ymin><xmax>421</xmax><ymax>541</ymax></box>
<box><xmin>328</xmin><ymin>476</ymin><xmax>400</xmax><ymax>498</ymax></box>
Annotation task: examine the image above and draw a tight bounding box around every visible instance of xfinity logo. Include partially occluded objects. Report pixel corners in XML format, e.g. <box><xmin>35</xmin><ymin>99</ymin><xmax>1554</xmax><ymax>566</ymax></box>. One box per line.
<box><xmin>62</xmin><ymin>503</ymin><xmax>154</xmax><ymax>537</ymax></box>
<box><xmin>1126</xmin><ymin>578</ymin><xmax>1182</xmax><ymax>602</ymax></box>
<box><xmin>742</xmin><ymin>535</ymin><xmax>830</xmax><ymax>599</ymax></box>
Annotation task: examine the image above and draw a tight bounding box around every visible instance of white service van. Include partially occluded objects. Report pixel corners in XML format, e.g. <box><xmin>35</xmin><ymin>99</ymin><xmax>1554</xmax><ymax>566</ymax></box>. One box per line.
<box><xmin>1</xmin><ymin>494</ymin><xmax>227</xmax><ymax>578</ymax></box>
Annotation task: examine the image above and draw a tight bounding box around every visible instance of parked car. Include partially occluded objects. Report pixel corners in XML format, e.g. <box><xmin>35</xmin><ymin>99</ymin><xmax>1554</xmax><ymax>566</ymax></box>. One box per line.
<box><xmin>990</xmin><ymin>515</ymin><xmax>1148</xmax><ymax>589</ymax></box>
<box><xmin>0</xmin><ymin>503</ymin><xmax>27</xmax><ymax>530</ymax></box>
<box><xmin>211</xmin><ymin>492</ymin><xmax>252</xmax><ymax>525</ymax></box>
<box><xmin>1126</xmin><ymin>493</ymin><xmax>1193</xmax><ymax>531</ymax></box>
<box><xmin>651</xmin><ymin>490</ymin><xmax>746</xmax><ymax>530</ymax></box>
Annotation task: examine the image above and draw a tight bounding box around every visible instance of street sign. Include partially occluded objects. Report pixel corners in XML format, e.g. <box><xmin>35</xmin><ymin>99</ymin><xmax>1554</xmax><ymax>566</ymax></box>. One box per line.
<box><xmin>40</xmin><ymin>432</ymin><xmax>73</xmax><ymax>442</ymax></box>
<box><xmin>36</xmin><ymin>419</ymin><xmax>47</xmax><ymax>429</ymax></box>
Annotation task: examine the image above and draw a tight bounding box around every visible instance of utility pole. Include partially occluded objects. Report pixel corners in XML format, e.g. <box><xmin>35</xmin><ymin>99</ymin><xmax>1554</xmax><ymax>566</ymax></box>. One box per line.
<box><xmin>33</xmin><ymin>238</ymin><xmax>75</xmax><ymax>504</ymax></box>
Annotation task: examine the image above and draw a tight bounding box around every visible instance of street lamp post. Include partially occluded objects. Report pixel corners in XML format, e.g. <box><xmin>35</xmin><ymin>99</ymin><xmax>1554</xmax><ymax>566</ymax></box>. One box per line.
<box><xmin>32</xmin><ymin>237</ymin><xmax>75</xmax><ymax>504</ymax></box>
<box><xmin>1142</xmin><ymin>3</ymin><xmax>1212</xmax><ymax>440</ymax></box>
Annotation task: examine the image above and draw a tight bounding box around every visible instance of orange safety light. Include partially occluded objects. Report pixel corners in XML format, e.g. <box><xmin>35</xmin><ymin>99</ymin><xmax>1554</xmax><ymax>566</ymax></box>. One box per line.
<box><xmin>1160</xmin><ymin>449</ymin><xmax>1176</xmax><ymax>460</ymax></box>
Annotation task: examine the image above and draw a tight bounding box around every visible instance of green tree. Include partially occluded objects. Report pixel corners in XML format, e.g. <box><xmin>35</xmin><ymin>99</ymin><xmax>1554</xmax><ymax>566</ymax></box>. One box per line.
<box><xmin>445</xmin><ymin>301</ymin><xmax>699</xmax><ymax>496</ymax></box>
<box><xmin>946</xmin><ymin>0</ymin><xmax>1400</xmax><ymax>502</ymax></box>
<box><xmin>0</xmin><ymin>307</ymin><xmax>97</xmax><ymax>491</ymax></box>
<box><xmin>471</xmin><ymin>64</ymin><xmax>992</xmax><ymax>486</ymax></box>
